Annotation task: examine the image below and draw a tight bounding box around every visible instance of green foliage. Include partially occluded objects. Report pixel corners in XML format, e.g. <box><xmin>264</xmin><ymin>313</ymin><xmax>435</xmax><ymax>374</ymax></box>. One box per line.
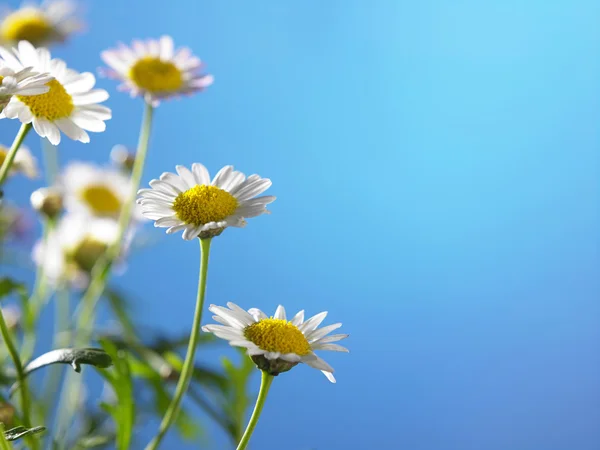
<box><xmin>3</xmin><ymin>425</ymin><xmax>45</xmax><ymax>442</ymax></box>
<box><xmin>97</xmin><ymin>340</ymin><xmax>134</xmax><ymax>450</ymax></box>
<box><xmin>0</xmin><ymin>278</ymin><xmax>27</xmax><ymax>302</ymax></box>
<box><xmin>220</xmin><ymin>349</ymin><xmax>256</xmax><ymax>442</ymax></box>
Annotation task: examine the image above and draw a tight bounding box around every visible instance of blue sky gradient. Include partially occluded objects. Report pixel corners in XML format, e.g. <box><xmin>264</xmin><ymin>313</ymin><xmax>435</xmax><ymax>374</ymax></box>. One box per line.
<box><xmin>3</xmin><ymin>1</ymin><xmax>600</xmax><ymax>449</ymax></box>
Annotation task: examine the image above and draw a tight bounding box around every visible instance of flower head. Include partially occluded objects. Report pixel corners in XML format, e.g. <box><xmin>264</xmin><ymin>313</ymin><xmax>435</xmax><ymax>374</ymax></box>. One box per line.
<box><xmin>33</xmin><ymin>214</ymin><xmax>129</xmax><ymax>286</ymax></box>
<box><xmin>30</xmin><ymin>186</ymin><xmax>63</xmax><ymax>218</ymax></box>
<box><xmin>59</xmin><ymin>161</ymin><xmax>142</xmax><ymax>221</ymax></box>
<box><xmin>101</xmin><ymin>35</ymin><xmax>213</xmax><ymax>106</ymax></box>
<box><xmin>0</xmin><ymin>0</ymin><xmax>82</xmax><ymax>47</ymax></box>
<box><xmin>0</xmin><ymin>143</ymin><xmax>37</xmax><ymax>178</ymax></box>
<box><xmin>0</xmin><ymin>41</ymin><xmax>111</xmax><ymax>145</ymax></box>
<box><xmin>0</xmin><ymin>65</ymin><xmax>52</xmax><ymax>112</ymax></box>
<box><xmin>137</xmin><ymin>164</ymin><xmax>275</xmax><ymax>240</ymax></box>
<box><xmin>202</xmin><ymin>303</ymin><xmax>349</xmax><ymax>383</ymax></box>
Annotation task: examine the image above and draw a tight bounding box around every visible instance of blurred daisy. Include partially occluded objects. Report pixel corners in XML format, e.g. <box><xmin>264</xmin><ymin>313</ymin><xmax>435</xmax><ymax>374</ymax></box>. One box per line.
<box><xmin>33</xmin><ymin>214</ymin><xmax>128</xmax><ymax>286</ymax></box>
<box><xmin>137</xmin><ymin>164</ymin><xmax>275</xmax><ymax>240</ymax></box>
<box><xmin>101</xmin><ymin>35</ymin><xmax>213</xmax><ymax>105</ymax></box>
<box><xmin>0</xmin><ymin>40</ymin><xmax>110</xmax><ymax>145</ymax></box>
<box><xmin>60</xmin><ymin>161</ymin><xmax>143</xmax><ymax>220</ymax></box>
<box><xmin>0</xmin><ymin>143</ymin><xmax>37</xmax><ymax>178</ymax></box>
<box><xmin>203</xmin><ymin>303</ymin><xmax>349</xmax><ymax>383</ymax></box>
<box><xmin>0</xmin><ymin>0</ymin><xmax>81</xmax><ymax>47</ymax></box>
<box><xmin>0</xmin><ymin>65</ymin><xmax>52</xmax><ymax>112</ymax></box>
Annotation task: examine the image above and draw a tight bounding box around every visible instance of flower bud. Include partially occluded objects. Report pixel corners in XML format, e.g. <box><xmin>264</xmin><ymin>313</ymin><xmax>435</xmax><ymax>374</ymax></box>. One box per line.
<box><xmin>110</xmin><ymin>145</ymin><xmax>136</xmax><ymax>173</ymax></box>
<box><xmin>30</xmin><ymin>187</ymin><xmax>63</xmax><ymax>219</ymax></box>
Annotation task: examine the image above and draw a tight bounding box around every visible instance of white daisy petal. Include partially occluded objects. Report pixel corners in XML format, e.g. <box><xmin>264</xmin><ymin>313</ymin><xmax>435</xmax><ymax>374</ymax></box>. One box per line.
<box><xmin>311</xmin><ymin>343</ymin><xmax>349</xmax><ymax>353</ymax></box>
<box><xmin>274</xmin><ymin>305</ymin><xmax>286</xmax><ymax>320</ymax></box>
<box><xmin>306</xmin><ymin>323</ymin><xmax>343</xmax><ymax>342</ymax></box>
<box><xmin>290</xmin><ymin>310</ymin><xmax>305</xmax><ymax>326</ymax></box>
<box><xmin>299</xmin><ymin>311</ymin><xmax>328</xmax><ymax>334</ymax></box>
<box><xmin>312</xmin><ymin>333</ymin><xmax>349</xmax><ymax>344</ymax></box>
<box><xmin>248</xmin><ymin>308</ymin><xmax>267</xmax><ymax>322</ymax></box>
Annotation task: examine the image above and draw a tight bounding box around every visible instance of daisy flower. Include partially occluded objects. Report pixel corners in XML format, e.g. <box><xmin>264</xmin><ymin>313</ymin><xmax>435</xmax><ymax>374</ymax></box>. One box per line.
<box><xmin>0</xmin><ymin>0</ymin><xmax>82</xmax><ymax>47</ymax></box>
<box><xmin>59</xmin><ymin>161</ymin><xmax>143</xmax><ymax>220</ymax></box>
<box><xmin>137</xmin><ymin>164</ymin><xmax>275</xmax><ymax>240</ymax></box>
<box><xmin>0</xmin><ymin>143</ymin><xmax>37</xmax><ymax>178</ymax></box>
<box><xmin>0</xmin><ymin>40</ymin><xmax>111</xmax><ymax>145</ymax></box>
<box><xmin>32</xmin><ymin>214</ymin><xmax>128</xmax><ymax>286</ymax></box>
<box><xmin>0</xmin><ymin>65</ymin><xmax>53</xmax><ymax>112</ymax></box>
<box><xmin>101</xmin><ymin>35</ymin><xmax>213</xmax><ymax>105</ymax></box>
<box><xmin>202</xmin><ymin>303</ymin><xmax>349</xmax><ymax>383</ymax></box>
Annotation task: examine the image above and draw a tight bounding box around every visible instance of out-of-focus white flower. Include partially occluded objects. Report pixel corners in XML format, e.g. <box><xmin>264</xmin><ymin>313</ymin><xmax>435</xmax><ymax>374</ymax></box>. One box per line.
<box><xmin>60</xmin><ymin>161</ymin><xmax>143</xmax><ymax>221</ymax></box>
<box><xmin>0</xmin><ymin>41</ymin><xmax>110</xmax><ymax>145</ymax></box>
<box><xmin>101</xmin><ymin>35</ymin><xmax>213</xmax><ymax>106</ymax></box>
<box><xmin>0</xmin><ymin>0</ymin><xmax>82</xmax><ymax>47</ymax></box>
<box><xmin>32</xmin><ymin>214</ymin><xmax>130</xmax><ymax>287</ymax></box>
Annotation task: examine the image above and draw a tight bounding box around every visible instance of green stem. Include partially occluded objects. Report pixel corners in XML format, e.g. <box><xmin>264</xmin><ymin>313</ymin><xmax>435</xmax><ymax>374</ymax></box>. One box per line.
<box><xmin>41</xmin><ymin>138</ymin><xmax>59</xmax><ymax>185</ymax></box>
<box><xmin>40</xmin><ymin>283</ymin><xmax>70</xmax><ymax>419</ymax></box>
<box><xmin>0</xmin><ymin>302</ymin><xmax>37</xmax><ymax>450</ymax></box>
<box><xmin>53</xmin><ymin>102</ymin><xmax>154</xmax><ymax>447</ymax></box>
<box><xmin>21</xmin><ymin>218</ymin><xmax>54</xmax><ymax>363</ymax></box>
<box><xmin>236</xmin><ymin>371</ymin><xmax>274</xmax><ymax>450</ymax></box>
<box><xmin>76</xmin><ymin>102</ymin><xmax>154</xmax><ymax>343</ymax></box>
<box><xmin>144</xmin><ymin>238</ymin><xmax>212</xmax><ymax>450</ymax></box>
<box><xmin>0</xmin><ymin>123</ymin><xmax>31</xmax><ymax>187</ymax></box>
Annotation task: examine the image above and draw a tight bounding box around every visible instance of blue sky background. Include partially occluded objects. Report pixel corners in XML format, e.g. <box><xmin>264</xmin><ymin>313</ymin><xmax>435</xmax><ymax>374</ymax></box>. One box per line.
<box><xmin>3</xmin><ymin>0</ymin><xmax>600</xmax><ymax>449</ymax></box>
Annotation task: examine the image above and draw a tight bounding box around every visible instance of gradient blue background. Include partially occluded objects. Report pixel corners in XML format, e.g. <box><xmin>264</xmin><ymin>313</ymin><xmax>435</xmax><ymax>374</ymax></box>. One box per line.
<box><xmin>4</xmin><ymin>0</ymin><xmax>600</xmax><ymax>449</ymax></box>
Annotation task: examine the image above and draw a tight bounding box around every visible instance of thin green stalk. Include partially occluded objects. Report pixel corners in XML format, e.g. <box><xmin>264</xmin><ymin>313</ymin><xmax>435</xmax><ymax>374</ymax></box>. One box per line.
<box><xmin>144</xmin><ymin>238</ymin><xmax>212</xmax><ymax>450</ymax></box>
<box><xmin>40</xmin><ymin>284</ymin><xmax>70</xmax><ymax>419</ymax></box>
<box><xmin>21</xmin><ymin>218</ymin><xmax>54</xmax><ymax>362</ymax></box>
<box><xmin>0</xmin><ymin>123</ymin><xmax>31</xmax><ymax>187</ymax></box>
<box><xmin>0</xmin><ymin>304</ymin><xmax>37</xmax><ymax>450</ymax></box>
<box><xmin>76</xmin><ymin>102</ymin><xmax>155</xmax><ymax>343</ymax></box>
<box><xmin>41</xmin><ymin>138</ymin><xmax>59</xmax><ymax>185</ymax></box>
<box><xmin>53</xmin><ymin>102</ymin><xmax>154</xmax><ymax>447</ymax></box>
<box><xmin>236</xmin><ymin>371</ymin><xmax>274</xmax><ymax>450</ymax></box>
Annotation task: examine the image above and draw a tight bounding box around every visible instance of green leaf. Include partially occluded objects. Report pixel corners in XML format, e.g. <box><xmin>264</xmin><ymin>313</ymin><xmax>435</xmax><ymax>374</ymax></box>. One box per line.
<box><xmin>0</xmin><ymin>424</ymin><xmax>11</xmax><ymax>450</ymax></box>
<box><xmin>8</xmin><ymin>348</ymin><xmax>112</xmax><ymax>396</ymax></box>
<box><xmin>0</xmin><ymin>278</ymin><xmax>27</xmax><ymax>301</ymax></box>
<box><xmin>220</xmin><ymin>350</ymin><xmax>256</xmax><ymax>442</ymax></box>
<box><xmin>3</xmin><ymin>425</ymin><xmax>45</xmax><ymax>442</ymax></box>
<box><xmin>97</xmin><ymin>340</ymin><xmax>134</xmax><ymax>450</ymax></box>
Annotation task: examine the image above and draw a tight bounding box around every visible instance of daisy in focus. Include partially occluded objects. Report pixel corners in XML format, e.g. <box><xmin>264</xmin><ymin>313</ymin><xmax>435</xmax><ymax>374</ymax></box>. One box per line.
<box><xmin>0</xmin><ymin>0</ymin><xmax>82</xmax><ymax>47</ymax></box>
<box><xmin>137</xmin><ymin>164</ymin><xmax>275</xmax><ymax>240</ymax></box>
<box><xmin>0</xmin><ymin>65</ymin><xmax>53</xmax><ymax>112</ymax></box>
<box><xmin>0</xmin><ymin>143</ymin><xmax>38</xmax><ymax>178</ymax></box>
<box><xmin>203</xmin><ymin>303</ymin><xmax>349</xmax><ymax>383</ymax></box>
<box><xmin>60</xmin><ymin>161</ymin><xmax>143</xmax><ymax>220</ymax></box>
<box><xmin>101</xmin><ymin>35</ymin><xmax>213</xmax><ymax>105</ymax></box>
<box><xmin>32</xmin><ymin>214</ymin><xmax>129</xmax><ymax>287</ymax></box>
<box><xmin>0</xmin><ymin>40</ymin><xmax>111</xmax><ymax>145</ymax></box>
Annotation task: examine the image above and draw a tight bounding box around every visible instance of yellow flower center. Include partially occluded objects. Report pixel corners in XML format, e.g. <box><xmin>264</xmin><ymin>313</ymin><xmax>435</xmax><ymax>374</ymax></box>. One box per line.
<box><xmin>244</xmin><ymin>318</ymin><xmax>311</xmax><ymax>356</ymax></box>
<box><xmin>69</xmin><ymin>237</ymin><xmax>108</xmax><ymax>273</ymax></box>
<box><xmin>128</xmin><ymin>57</ymin><xmax>183</xmax><ymax>94</ymax></box>
<box><xmin>172</xmin><ymin>185</ymin><xmax>238</xmax><ymax>225</ymax></box>
<box><xmin>0</xmin><ymin>10</ymin><xmax>53</xmax><ymax>45</ymax></box>
<box><xmin>80</xmin><ymin>185</ymin><xmax>121</xmax><ymax>217</ymax></box>
<box><xmin>0</xmin><ymin>147</ymin><xmax>6</xmax><ymax>167</ymax></box>
<box><xmin>17</xmin><ymin>79</ymin><xmax>73</xmax><ymax>120</ymax></box>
